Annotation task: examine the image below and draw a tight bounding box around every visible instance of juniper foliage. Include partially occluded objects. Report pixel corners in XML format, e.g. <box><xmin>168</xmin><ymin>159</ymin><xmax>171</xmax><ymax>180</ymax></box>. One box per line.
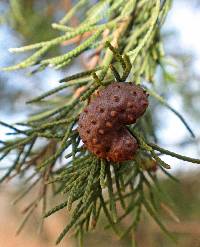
<box><xmin>0</xmin><ymin>0</ymin><xmax>200</xmax><ymax>245</ymax></box>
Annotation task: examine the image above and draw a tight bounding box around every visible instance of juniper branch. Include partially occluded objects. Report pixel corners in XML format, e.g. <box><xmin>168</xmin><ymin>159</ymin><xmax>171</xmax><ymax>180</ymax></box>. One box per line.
<box><xmin>1</xmin><ymin>0</ymin><xmax>198</xmax><ymax>245</ymax></box>
<box><xmin>149</xmin><ymin>143</ymin><xmax>200</xmax><ymax>164</ymax></box>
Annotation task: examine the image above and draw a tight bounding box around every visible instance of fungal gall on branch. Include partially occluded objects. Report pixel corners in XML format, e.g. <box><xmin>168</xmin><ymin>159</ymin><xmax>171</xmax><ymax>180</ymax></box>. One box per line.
<box><xmin>78</xmin><ymin>82</ymin><xmax>149</xmax><ymax>162</ymax></box>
